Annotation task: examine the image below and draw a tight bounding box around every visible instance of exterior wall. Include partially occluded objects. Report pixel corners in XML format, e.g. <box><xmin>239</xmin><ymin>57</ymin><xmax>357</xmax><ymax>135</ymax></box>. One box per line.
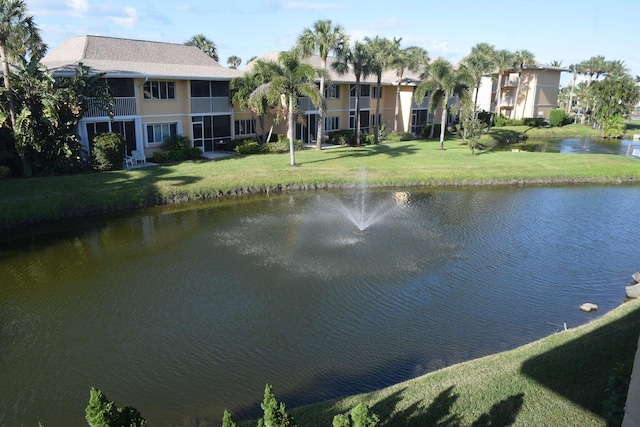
<box><xmin>397</xmin><ymin>86</ymin><xmax>415</xmax><ymax>133</ymax></box>
<box><xmin>497</xmin><ymin>69</ymin><xmax>562</xmax><ymax>120</ymax></box>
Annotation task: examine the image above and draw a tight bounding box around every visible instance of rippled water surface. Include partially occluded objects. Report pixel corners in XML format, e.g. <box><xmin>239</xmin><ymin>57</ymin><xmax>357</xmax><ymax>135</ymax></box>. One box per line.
<box><xmin>1</xmin><ymin>186</ymin><xmax>639</xmax><ymax>426</ymax></box>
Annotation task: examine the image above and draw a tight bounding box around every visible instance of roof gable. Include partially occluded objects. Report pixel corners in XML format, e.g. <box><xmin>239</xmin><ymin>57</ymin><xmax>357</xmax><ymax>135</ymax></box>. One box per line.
<box><xmin>42</xmin><ymin>35</ymin><xmax>243</xmax><ymax>80</ymax></box>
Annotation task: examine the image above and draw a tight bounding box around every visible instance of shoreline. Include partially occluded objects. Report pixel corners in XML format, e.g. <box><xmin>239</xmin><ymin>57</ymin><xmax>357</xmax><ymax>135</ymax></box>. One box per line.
<box><xmin>3</xmin><ymin>176</ymin><xmax>640</xmax><ymax>232</ymax></box>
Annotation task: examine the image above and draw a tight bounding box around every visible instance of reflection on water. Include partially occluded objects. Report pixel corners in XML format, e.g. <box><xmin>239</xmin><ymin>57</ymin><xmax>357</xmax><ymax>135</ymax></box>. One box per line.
<box><xmin>509</xmin><ymin>137</ymin><xmax>636</xmax><ymax>155</ymax></box>
<box><xmin>1</xmin><ymin>186</ymin><xmax>640</xmax><ymax>426</ymax></box>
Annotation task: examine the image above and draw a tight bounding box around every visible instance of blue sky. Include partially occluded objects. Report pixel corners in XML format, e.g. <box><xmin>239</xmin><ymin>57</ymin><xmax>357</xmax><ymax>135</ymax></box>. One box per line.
<box><xmin>30</xmin><ymin>0</ymin><xmax>639</xmax><ymax>85</ymax></box>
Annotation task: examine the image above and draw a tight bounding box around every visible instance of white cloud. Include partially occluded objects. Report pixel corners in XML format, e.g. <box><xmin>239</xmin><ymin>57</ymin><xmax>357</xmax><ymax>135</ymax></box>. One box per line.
<box><xmin>67</xmin><ymin>0</ymin><xmax>88</xmax><ymax>18</ymax></box>
<box><xmin>284</xmin><ymin>1</ymin><xmax>344</xmax><ymax>11</ymax></box>
<box><xmin>109</xmin><ymin>7</ymin><xmax>138</xmax><ymax>28</ymax></box>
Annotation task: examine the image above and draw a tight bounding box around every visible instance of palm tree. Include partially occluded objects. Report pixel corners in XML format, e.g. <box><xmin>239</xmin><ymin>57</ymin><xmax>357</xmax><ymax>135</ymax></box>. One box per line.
<box><xmin>332</xmin><ymin>40</ymin><xmax>373</xmax><ymax>147</ymax></box>
<box><xmin>513</xmin><ymin>49</ymin><xmax>535</xmax><ymax>118</ymax></box>
<box><xmin>227</xmin><ymin>55</ymin><xmax>241</xmax><ymax>69</ymax></box>
<box><xmin>365</xmin><ymin>36</ymin><xmax>400</xmax><ymax>143</ymax></box>
<box><xmin>392</xmin><ymin>45</ymin><xmax>429</xmax><ymax>132</ymax></box>
<box><xmin>297</xmin><ymin>19</ymin><xmax>348</xmax><ymax>150</ymax></box>
<box><xmin>232</xmin><ymin>59</ymin><xmax>283</xmax><ymax>143</ymax></box>
<box><xmin>491</xmin><ymin>49</ymin><xmax>515</xmax><ymax>128</ymax></box>
<box><xmin>265</xmin><ymin>49</ymin><xmax>322</xmax><ymax>165</ymax></box>
<box><xmin>549</xmin><ymin>60</ymin><xmax>563</xmax><ymax>67</ymax></box>
<box><xmin>0</xmin><ymin>0</ymin><xmax>44</xmax><ymax>130</ymax></box>
<box><xmin>415</xmin><ymin>58</ymin><xmax>472</xmax><ymax>150</ymax></box>
<box><xmin>185</xmin><ymin>34</ymin><xmax>218</xmax><ymax>61</ymax></box>
<box><xmin>461</xmin><ymin>42</ymin><xmax>496</xmax><ymax>118</ymax></box>
<box><xmin>566</xmin><ymin>63</ymin><xmax>579</xmax><ymax>114</ymax></box>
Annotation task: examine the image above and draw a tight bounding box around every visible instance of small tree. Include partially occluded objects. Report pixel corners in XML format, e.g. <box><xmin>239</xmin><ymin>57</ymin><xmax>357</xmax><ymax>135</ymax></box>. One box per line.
<box><xmin>455</xmin><ymin>101</ymin><xmax>486</xmax><ymax>155</ymax></box>
<box><xmin>85</xmin><ymin>387</ymin><xmax>146</xmax><ymax>427</ymax></box>
<box><xmin>257</xmin><ymin>384</ymin><xmax>296</xmax><ymax>427</ymax></box>
<box><xmin>91</xmin><ymin>132</ymin><xmax>125</xmax><ymax>171</ymax></box>
<box><xmin>221</xmin><ymin>409</ymin><xmax>239</xmax><ymax>427</ymax></box>
<box><xmin>332</xmin><ymin>403</ymin><xmax>379</xmax><ymax>427</ymax></box>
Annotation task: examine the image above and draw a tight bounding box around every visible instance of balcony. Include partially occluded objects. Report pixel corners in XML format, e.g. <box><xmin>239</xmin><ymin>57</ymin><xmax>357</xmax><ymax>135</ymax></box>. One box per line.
<box><xmin>191</xmin><ymin>97</ymin><xmax>231</xmax><ymax>114</ymax></box>
<box><xmin>298</xmin><ymin>97</ymin><xmax>316</xmax><ymax>112</ymax></box>
<box><xmin>502</xmin><ymin>78</ymin><xmax>519</xmax><ymax>88</ymax></box>
<box><xmin>85</xmin><ymin>97</ymin><xmax>136</xmax><ymax>118</ymax></box>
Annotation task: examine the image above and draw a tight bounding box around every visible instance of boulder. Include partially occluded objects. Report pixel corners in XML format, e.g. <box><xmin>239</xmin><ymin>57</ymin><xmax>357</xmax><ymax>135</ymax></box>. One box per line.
<box><xmin>580</xmin><ymin>303</ymin><xmax>599</xmax><ymax>312</ymax></box>
<box><xmin>632</xmin><ymin>272</ymin><xmax>640</xmax><ymax>283</ymax></box>
<box><xmin>626</xmin><ymin>283</ymin><xmax>640</xmax><ymax>299</ymax></box>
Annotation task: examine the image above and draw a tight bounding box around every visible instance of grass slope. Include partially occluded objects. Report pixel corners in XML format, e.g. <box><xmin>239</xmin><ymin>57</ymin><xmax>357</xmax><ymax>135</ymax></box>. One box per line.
<box><xmin>290</xmin><ymin>298</ymin><xmax>640</xmax><ymax>426</ymax></box>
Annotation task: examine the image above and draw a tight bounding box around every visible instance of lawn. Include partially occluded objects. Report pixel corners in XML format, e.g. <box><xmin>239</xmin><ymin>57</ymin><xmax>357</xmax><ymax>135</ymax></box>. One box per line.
<box><xmin>281</xmin><ymin>298</ymin><xmax>640</xmax><ymax>426</ymax></box>
<box><xmin>2</xmin><ymin>136</ymin><xmax>640</xmax><ymax>230</ymax></box>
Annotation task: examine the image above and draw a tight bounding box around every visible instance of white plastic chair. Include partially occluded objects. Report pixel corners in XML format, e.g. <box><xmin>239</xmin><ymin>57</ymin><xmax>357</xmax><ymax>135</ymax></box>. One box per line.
<box><xmin>123</xmin><ymin>155</ymin><xmax>135</xmax><ymax>168</ymax></box>
<box><xmin>131</xmin><ymin>150</ymin><xmax>146</xmax><ymax>164</ymax></box>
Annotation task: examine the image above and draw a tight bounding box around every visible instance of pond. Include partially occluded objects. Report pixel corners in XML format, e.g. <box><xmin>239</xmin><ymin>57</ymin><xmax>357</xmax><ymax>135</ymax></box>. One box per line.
<box><xmin>1</xmin><ymin>185</ymin><xmax>639</xmax><ymax>426</ymax></box>
<box><xmin>509</xmin><ymin>137</ymin><xmax>638</xmax><ymax>156</ymax></box>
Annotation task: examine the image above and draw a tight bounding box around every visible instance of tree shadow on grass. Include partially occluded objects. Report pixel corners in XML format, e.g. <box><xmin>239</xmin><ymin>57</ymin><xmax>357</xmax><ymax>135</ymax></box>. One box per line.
<box><xmin>297</xmin><ymin>143</ymin><xmax>420</xmax><ymax>165</ymax></box>
<box><xmin>520</xmin><ymin>302</ymin><xmax>640</xmax><ymax>421</ymax></box>
<box><xmin>372</xmin><ymin>386</ymin><xmax>524</xmax><ymax>427</ymax></box>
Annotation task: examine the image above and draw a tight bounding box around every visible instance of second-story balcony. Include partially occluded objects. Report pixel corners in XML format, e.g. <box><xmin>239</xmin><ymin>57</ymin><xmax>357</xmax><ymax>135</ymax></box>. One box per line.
<box><xmin>298</xmin><ymin>97</ymin><xmax>316</xmax><ymax>112</ymax></box>
<box><xmin>191</xmin><ymin>97</ymin><xmax>231</xmax><ymax>114</ymax></box>
<box><xmin>502</xmin><ymin>77</ymin><xmax>519</xmax><ymax>88</ymax></box>
<box><xmin>85</xmin><ymin>97</ymin><xmax>136</xmax><ymax>118</ymax></box>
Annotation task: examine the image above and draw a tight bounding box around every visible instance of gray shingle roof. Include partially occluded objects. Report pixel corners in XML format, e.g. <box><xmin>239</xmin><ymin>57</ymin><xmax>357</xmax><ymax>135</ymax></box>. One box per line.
<box><xmin>244</xmin><ymin>51</ymin><xmax>422</xmax><ymax>86</ymax></box>
<box><xmin>42</xmin><ymin>35</ymin><xmax>243</xmax><ymax>80</ymax></box>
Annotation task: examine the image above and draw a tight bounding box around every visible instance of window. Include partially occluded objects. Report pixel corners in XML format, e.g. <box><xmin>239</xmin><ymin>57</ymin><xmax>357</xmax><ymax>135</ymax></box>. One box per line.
<box><xmin>143</xmin><ymin>81</ymin><xmax>175</xmax><ymax>100</ymax></box>
<box><xmin>411</xmin><ymin>109</ymin><xmax>429</xmax><ymax>134</ymax></box>
<box><xmin>146</xmin><ymin>123</ymin><xmax>178</xmax><ymax>143</ymax></box>
<box><xmin>106</xmin><ymin>79</ymin><xmax>134</xmax><ymax>97</ymax></box>
<box><xmin>191</xmin><ymin>80</ymin><xmax>230</xmax><ymax>97</ymax></box>
<box><xmin>370</xmin><ymin>113</ymin><xmax>381</xmax><ymax>127</ymax></box>
<box><xmin>371</xmin><ymin>86</ymin><xmax>383</xmax><ymax>99</ymax></box>
<box><xmin>235</xmin><ymin>119</ymin><xmax>256</xmax><ymax>136</ymax></box>
<box><xmin>349</xmin><ymin>84</ymin><xmax>370</xmax><ymax>97</ymax></box>
<box><xmin>324</xmin><ymin>85</ymin><xmax>340</xmax><ymax>99</ymax></box>
<box><xmin>324</xmin><ymin>116</ymin><xmax>339</xmax><ymax>131</ymax></box>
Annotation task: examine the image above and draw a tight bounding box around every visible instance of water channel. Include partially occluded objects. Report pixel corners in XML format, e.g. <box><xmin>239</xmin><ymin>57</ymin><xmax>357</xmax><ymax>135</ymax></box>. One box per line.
<box><xmin>1</xmin><ymin>185</ymin><xmax>639</xmax><ymax>426</ymax></box>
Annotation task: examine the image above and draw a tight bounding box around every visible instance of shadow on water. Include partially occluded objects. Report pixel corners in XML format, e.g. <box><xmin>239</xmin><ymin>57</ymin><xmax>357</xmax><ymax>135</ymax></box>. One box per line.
<box><xmin>521</xmin><ymin>302</ymin><xmax>640</xmax><ymax>420</ymax></box>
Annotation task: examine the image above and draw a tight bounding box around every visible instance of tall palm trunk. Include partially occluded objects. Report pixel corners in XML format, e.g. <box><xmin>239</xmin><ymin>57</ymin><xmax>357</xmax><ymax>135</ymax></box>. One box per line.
<box><xmin>316</xmin><ymin>58</ymin><xmax>326</xmax><ymax>150</ymax></box>
<box><xmin>354</xmin><ymin>78</ymin><xmax>361</xmax><ymax>146</ymax></box>
<box><xmin>439</xmin><ymin>103</ymin><xmax>447</xmax><ymax>150</ymax></box>
<box><xmin>288</xmin><ymin>94</ymin><xmax>296</xmax><ymax>165</ymax></box>
<box><xmin>567</xmin><ymin>72</ymin><xmax>576</xmax><ymax>114</ymax></box>
<box><xmin>374</xmin><ymin>75</ymin><xmax>381</xmax><ymax>144</ymax></box>
<box><xmin>394</xmin><ymin>83</ymin><xmax>401</xmax><ymax>132</ymax></box>
<box><xmin>0</xmin><ymin>43</ymin><xmax>15</xmax><ymax>129</ymax></box>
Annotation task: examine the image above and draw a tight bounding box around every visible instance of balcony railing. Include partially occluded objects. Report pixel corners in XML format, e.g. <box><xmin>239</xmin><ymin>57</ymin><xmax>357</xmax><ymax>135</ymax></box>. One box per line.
<box><xmin>191</xmin><ymin>97</ymin><xmax>231</xmax><ymax>114</ymax></box>
<box><xmin>85</xmin><ymin>97</ymin><xmax>136</xmax><ymax>118</ymax></box>
<box><xmin>298</xmin><ymin>97</ymin><xmax>316</xmax><ymax>112</ymax></box>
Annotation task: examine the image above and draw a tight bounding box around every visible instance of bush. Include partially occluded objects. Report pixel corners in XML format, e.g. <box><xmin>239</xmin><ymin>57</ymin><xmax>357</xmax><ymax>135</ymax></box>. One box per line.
<box><xmin>362</xmin><ymin>134</ymin><xmax>375</xmax><ymax>145</ymax></box>
<box><xmin>328</xmin><ymin>130</ymin><xmax>355</xmax><ymax>145</ymax></box>
<box><xmin>385</xmin><ymin>131</ymin><xmax>413</xmax><ymax>142</ymax></box>
<box><xmin>523</xmin><ymin>117</ymin><xmax>544</xmax><ymax>127</ymax></box>
<box><xmin>0</xmin><ymin>165</ymin><xmax>11</xmax><ymax>179</ymax></box>
<box><xmin>91</xmin><ymin>133</ymin><xmax>125</xmax><ymax>171</ymax></box>
<box><xmin>151</xmin><ymin>135</ymin><xmax>203</xmax><ymax>163</ymax></box>
<box><xmin>234</xmin><ymin>140</ymin><xmax>263</xmax><ymax>155</ymax></box>
<box><xmin>549</xmin><ymin>109</ymin><xmax>567</xmax><ymax>127</ymax></box>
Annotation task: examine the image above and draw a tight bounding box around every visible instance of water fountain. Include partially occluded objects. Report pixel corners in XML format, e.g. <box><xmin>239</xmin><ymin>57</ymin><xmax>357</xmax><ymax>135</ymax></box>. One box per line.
<box><xmin>329</xmin><ymin>169</ymin><xmax>393</xmax><ymax>235</ymax></box>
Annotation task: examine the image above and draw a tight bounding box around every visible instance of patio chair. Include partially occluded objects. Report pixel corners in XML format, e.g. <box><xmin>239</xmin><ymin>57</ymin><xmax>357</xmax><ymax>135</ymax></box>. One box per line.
<box><xmin>131</xmin><ymin>150</ymin><xmax>146</xmax><ymax>164</ymax></box>
<box><xmin>123</xmin><ymin>155</ymin><xmax>135</xmax><ymax>168</ymax></box>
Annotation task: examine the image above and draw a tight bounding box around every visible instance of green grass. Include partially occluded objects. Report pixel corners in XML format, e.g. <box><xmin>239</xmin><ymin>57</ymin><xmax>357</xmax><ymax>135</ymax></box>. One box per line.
<box><xmin>2</xmin><ymin>135</ymin><xmax>640</xmax><ymax>230</ymax></box>
<box><xmin>289</xmin><ymin>298</ymin><xmax>640</xmax><ymax>426</ymax></box>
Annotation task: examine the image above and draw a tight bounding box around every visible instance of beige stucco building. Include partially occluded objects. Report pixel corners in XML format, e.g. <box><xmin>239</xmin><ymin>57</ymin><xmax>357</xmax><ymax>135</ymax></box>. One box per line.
<box><xmin>42</xmin><ymin>36</ymin><xmax>565</xmax><ymax>157</ymax></box>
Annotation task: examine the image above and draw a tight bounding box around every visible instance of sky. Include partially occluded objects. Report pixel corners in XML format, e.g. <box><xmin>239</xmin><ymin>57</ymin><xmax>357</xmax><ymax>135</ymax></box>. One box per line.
<box><xmin>29</xmin><ymin>0</ymin><xmax>640</xmax><ymax>86</ymax></box>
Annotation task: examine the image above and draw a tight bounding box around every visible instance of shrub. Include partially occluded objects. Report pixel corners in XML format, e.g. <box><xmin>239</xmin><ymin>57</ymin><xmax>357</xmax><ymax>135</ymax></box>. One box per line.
<box><xmin>234</xmin><ymin>140</ymin><xmax>263</xmax><ymax>155</ymax></box>
<box><xmin>91</xmin><ymin>133</ymin><xmax>125</xmax><ymax>171</ymax></box>
<box><xmin>0</xmin><ymin>165</ymin><xmax>11</xmax><ymax>179</ymax></box>
<box><xmin>385</xmin><ymin>131</ymin><xmax>413</xmax><ymax>142</ymax></box>
<box><xmin>151</xmin><ymin>135</ymin><xmax>203</xmax><ymax>163</ymax></box>
<box><xmin>328</xmin><ymin>130</ymin><xmax>355</xmax><ymax>146</ymax></box>
<box><xmin>362</xmin><ymin>134</ymin><xmax>375</xmax><ymax>145</ymax></box>
<box><xmin>523</xmin><ymin>117</ymin><xmax>544</xmax><ymax>127</ymax></box>
<box><xmin>549</xmin><ymin>109</ymin><xmax>567</xmax><ymax>127</ymax></box>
